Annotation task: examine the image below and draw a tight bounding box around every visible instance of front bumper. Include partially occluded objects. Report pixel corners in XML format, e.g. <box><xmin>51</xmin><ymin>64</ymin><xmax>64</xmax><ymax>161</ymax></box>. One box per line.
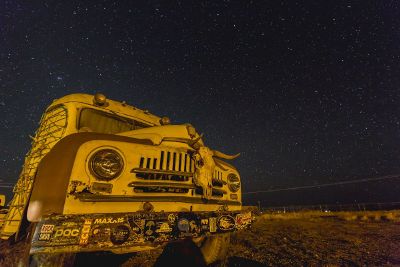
<box><xmin>30</xmin><ymin>210</ymin><xmax>253</xmax><ymax>254</ymax></box>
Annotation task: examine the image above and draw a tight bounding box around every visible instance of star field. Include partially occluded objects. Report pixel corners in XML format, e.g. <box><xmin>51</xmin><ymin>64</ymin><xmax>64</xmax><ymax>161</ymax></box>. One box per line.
<box><xmin>1</xmin><ymin>1</ymin><xmax>400</xmax><ymax>206</ymax></box>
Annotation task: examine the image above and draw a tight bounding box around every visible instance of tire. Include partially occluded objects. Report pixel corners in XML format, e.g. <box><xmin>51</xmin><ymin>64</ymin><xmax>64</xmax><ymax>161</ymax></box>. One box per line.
<box><xmin>198</xmin><ymin>233</ymin><xmax>230</xmax><ymax>266</ymax></box>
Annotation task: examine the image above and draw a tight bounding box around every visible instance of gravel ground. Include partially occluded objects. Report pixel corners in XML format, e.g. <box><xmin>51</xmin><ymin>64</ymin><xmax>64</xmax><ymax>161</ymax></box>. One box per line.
<box><xmin>1</xmin><ymin>211</ymin><xmax>399</xmax><ymax>266</ymax></box>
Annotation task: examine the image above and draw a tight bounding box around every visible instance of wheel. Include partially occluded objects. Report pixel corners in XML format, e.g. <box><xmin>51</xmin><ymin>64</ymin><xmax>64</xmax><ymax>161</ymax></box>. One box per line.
<box><xmin>197</xmin><ymin>233</ymin><xmax>230</xmax><ymax>266</ymax></box>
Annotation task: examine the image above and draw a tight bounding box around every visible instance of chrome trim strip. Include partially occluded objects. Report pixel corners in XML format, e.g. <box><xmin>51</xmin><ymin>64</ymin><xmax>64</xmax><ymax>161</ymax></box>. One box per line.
<box><xmin>76</xmin><ymin>194</ymin><xmax>241</xmax><ymax>206</ymax></box>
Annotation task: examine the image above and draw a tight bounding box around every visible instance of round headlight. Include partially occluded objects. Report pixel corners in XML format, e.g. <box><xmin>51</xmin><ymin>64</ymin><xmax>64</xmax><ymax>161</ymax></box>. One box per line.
<box><xmin>90</xmin><ymin>149</ymin><xmax>124</xmax><ymax>180</ymax></box>
<box><xmin>227</xmin><ymin>173</ymin><xmax>241</xmax><ymax>192</ymax></box>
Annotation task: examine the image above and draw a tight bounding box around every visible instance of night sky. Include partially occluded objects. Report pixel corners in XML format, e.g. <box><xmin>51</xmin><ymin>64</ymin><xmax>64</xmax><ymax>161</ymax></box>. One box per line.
<box><xmin>1</xmin><ymin>1</ymin><xmax>400</xmax><ymax>206</ymax></box>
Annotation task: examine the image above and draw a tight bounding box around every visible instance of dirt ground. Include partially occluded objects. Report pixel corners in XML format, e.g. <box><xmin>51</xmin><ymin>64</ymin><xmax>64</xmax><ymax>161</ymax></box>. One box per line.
<box><xmin>227</xmin><ymin>212</ymin><xmax>400</xmax><ymax>266</ymax></box>
<box><xmin>1</xmin><ymin>211</ymin><xmax>400</xmax><ymax>266</ymax></box>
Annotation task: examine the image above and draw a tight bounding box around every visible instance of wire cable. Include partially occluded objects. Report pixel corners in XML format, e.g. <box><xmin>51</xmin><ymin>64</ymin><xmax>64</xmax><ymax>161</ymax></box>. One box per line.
<box><xmin>0</xmin><ymin>182</ymin><xmax>14</xmax><ymax>188</ymax></box>
<box><xmin>242</xmin><ymin>174</ymin><xmax>400</xmax><ymax>195</ymax></box>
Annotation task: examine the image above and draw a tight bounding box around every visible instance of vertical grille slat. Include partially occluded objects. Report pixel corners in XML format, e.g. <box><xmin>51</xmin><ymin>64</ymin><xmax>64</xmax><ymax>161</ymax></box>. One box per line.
<box><xmin>146</xmin><ymin>158</ymin><xmax>151</xmax><ymax>169</ymax></box>
<box><xmin>172</xmin><ymin>153</ymin><xmax>177</xmax><ymax>171</ymax></box>
<box><xmin>178</xmin><ymin>153</ymin><xmax>182</xmax><ymax>171</ymax></box>
<box><xmin>160</xmin><ymin>151</ymin><xmax>165</xmax><ymax>170</ymax></box>
<box><xmin>139</xmin><ymin>157</ymin><xmax>144</xmax><ymax>168</ymax></box>
<box><xmin>181</xmin><ymin>153</ymin><xmax>185</xmax><ymax>172</ymax></box>
<box><xmin>153</xmin><ymin>158</ymin><xmax>157</xmax><ymax>169</ymax></box>
<box><xmin>166</xmin><ymin>152</ymin><xmax>171</xmax><ymax>170</ymax></box>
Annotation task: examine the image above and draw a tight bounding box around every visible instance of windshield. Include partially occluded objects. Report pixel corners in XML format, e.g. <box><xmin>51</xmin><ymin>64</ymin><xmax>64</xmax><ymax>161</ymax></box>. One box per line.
<box><xmin>78</xmin><ymin>108</ymin><xmax>148</xmax><ymax>134</ymax></box>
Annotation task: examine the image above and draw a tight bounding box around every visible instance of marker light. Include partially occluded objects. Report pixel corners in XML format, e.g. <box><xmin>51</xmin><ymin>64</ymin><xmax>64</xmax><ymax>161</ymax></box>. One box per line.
<box><xmin>93</xmin><ymin>93</ymin><xmax>107</xmax><ymax>106</ymax></box>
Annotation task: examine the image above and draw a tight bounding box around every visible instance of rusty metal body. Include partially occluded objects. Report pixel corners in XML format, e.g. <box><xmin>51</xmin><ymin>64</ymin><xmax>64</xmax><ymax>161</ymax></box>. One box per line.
<box><xmin>0</xmin><ymin>93</ymin><xmax>250</xmax><ymax>254</ymax></box>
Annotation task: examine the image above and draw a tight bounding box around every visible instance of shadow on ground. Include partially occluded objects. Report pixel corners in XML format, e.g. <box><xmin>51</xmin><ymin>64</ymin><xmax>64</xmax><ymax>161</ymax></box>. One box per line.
<box><xmin>74</xmin><ymin>252</ymin><xmax>136</xmax><ymax>267</ymax></box>
<box><xmin>227</xmin><ymin>256</ymin><xmax>265</xmax><ymax>266</ymax></box>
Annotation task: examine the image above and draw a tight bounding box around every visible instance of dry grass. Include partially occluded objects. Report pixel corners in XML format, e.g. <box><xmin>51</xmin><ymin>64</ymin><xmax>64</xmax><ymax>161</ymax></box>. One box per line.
<box><xmin>260</xmin><ymin>210</ymin><xmax>400</xmax><ymax>222</ymax></box>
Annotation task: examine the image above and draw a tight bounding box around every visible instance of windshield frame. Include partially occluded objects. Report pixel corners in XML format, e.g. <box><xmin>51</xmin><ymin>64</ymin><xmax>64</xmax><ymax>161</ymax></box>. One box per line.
<box><xmin>77</xmin><ymin>107</ymin><xmax>151</xmax><ymax>134</ymax></box>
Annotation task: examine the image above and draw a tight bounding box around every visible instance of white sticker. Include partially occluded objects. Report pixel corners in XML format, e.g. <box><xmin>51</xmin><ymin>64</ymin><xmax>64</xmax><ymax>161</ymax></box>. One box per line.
<box><xmin>209</xmin><ymin>217</ymin><xmax>217</xmax><ymax>233</ymax></box>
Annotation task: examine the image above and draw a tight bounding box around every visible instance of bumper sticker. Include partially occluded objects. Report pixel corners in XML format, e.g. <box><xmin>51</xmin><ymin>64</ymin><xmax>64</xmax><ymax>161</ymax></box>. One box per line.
<box><xmin>31</xmin><ymin>211</ymin><xmax>253</xmax><ymax>254</ymax></box>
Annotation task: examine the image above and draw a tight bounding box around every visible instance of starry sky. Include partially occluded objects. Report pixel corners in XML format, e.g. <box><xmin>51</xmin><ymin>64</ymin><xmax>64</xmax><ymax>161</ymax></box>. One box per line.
<box><xmin>1</xmin><ymin>1</ymin><xmax>400</xmax><ymax>206</ymax></box>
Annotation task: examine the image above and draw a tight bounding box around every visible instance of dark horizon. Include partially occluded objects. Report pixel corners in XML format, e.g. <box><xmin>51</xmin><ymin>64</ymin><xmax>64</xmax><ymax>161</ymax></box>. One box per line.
<box><xmin>1</xmin><ymin>1</ymin><xmax>400</xmax><ymax>206</ymax></box>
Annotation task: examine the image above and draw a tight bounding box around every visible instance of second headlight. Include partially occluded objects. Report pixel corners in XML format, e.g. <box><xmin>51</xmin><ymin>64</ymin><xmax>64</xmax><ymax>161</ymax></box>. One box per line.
<box><xmin>227</xmin><ymin>173</ymin><xmax>241</xmax><ymax>192</ymax></box>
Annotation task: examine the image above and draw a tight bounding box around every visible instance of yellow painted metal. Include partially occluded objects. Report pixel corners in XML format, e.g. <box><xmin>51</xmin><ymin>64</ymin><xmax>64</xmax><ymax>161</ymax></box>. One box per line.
<box><xmin>60</xmin><ymin>140</ymin><xmax>241</xmax><ymax>215</ymax></box>
<box><xmin>1</xmin><ymin>93</ymin><xmax>242</xmax><ymax>240</ymax></box>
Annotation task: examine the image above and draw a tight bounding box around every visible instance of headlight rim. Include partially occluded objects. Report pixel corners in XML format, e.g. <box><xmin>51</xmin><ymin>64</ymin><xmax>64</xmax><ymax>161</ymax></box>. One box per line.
<box><xmin>89</xmin><ymin>148</ymin><xmax>124</xmax><ymax>181</ymax></box>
